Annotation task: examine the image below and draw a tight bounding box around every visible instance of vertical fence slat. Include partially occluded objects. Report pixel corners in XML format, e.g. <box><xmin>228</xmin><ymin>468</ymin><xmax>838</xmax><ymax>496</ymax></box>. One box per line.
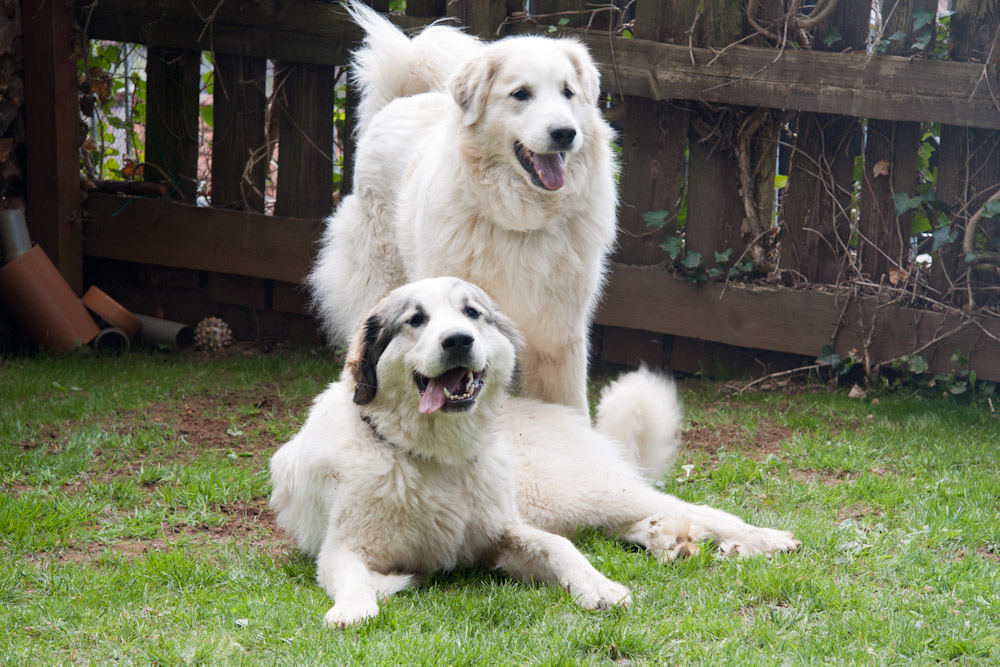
<box><xmin>614</xmin><ymin>0</ymin><xmax>696</xmax><ymax>266</ymax></box>
<box><xmin>858</xmin><ymin>0</ymin><xmax>936</xmax><ymax>282</ymax></box>
<box><xmin>446</xmin><ymin>0</ymin><xmax>515</xmax><ymax>40</ymax></box>
<box><xmin>211</xmin><ymin>54</ymin><xmax>267</xmax><ymax>211</ymax></box>
<box><xmin>780</xmin><ymin>0</ymin><xmax>869</xmax><ymax>284</ymax></box>
<box><xmin>22</xmin><ymin>0</ymin><xmax>82</xmax><ymax>292</ymax></box>
<box><xmin>145</xmin><ymin>47</ymin><xmax>201</xmax><ymax>203</ymax></box>
<box><xmin>273</xmin><ymin>62</ymin><xmax>335</xmax><ymax>219</ymax></box>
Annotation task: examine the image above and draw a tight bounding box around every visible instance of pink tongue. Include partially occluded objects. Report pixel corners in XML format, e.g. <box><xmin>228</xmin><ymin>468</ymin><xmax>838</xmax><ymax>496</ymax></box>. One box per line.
<box><xmin>532</xmin><ymin>152</ymin><xmax>565</xmax><ymax>190</ymax></box>
<box><xmin>418</xmin><ymin>368</ymin><xmax>469</xmax><ymax>415</ymax></box>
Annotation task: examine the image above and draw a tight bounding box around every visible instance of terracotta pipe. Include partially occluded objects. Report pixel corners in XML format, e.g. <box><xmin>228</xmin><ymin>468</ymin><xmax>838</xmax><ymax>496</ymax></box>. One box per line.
<box><xmin>0</xmin><ymin>209</ymin><xmax>31</xmax><ymax>264</ymax></box>
<box><xmin>82</xmin><ymin>286</ymin><xmax>142</xmax><ymax>338</ymax></box>
<box><xmin>136</xmin><ymin>314</ymin><xmax>195</xmax><ymax>351</ymax></box>
<box><xmin>0</xmin><ymin>245</ymin><xmax>100</xmax><ymax>351</ymax></box>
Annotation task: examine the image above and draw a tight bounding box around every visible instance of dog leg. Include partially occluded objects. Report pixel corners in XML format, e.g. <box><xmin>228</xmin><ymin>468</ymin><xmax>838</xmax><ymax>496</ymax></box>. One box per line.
<box><xmin>620</xmin><ymin>488</ymin><xmax>801</xmax><ymax>559</ymax></box>
<box><xmin>518</xmin><ymin>335</ymin><xmax>588</xmax><ymax>414</ymax></box>
<box><xmin>316</xmin><ymin>546</ymin><xmax>416</xmax><ymax>629</ymax></box>
<box><xmin>493</xmin><ymin>523</ymin><xmax>631</xmax><ymax>610</ymax></box>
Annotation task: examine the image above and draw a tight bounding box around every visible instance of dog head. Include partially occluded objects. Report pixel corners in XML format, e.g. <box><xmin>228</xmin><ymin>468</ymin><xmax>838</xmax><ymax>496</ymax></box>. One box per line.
<box><xmin>448</xmin><ymin>36</ymin><xmax>602</xmax><ymax>193</ymax></box>
<box><xmin>345</xmin><ymin>277</ymin><xmax>521</xmax><ymax>415</ymax></box>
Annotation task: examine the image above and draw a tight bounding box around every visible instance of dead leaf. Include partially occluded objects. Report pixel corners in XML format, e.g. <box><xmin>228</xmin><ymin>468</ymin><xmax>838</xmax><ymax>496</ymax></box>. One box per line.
<box><xmin>888</xmin><ymin>267</ymin><xmax>907</xmax><ymax>286</ymax></box>
<box><xmin>848</xmin><ymin>385</ymin><xmax>866</xmax><ymax>399</ymax></box>
<box><xmin>872</xmin><ymin>159</ymin><xmax>890</xmax><ymax>177</ymax></box>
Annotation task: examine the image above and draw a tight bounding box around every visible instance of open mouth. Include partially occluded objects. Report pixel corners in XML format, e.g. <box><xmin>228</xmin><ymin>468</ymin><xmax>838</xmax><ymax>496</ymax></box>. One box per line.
<box><xmin>514</xmin><ymin>141</ymin><xmax>566</xmax><ymax>191</ymax></box>
<box><xmin>414</xmin><ymin>367</ymin><xmax>484</xmax><ymax>414</ymax></box>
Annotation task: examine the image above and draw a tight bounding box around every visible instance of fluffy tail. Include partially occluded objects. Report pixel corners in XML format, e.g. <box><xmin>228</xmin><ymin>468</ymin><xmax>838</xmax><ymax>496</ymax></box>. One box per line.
<box><xmin>595</xmin><ymin>366</ymin><xmax>682</xmax><ymax>484</ymax></box>
<box><xmin>345</xmin><ymin>1</ymin><xmax>481</xmax><ymax>133</ymax></box>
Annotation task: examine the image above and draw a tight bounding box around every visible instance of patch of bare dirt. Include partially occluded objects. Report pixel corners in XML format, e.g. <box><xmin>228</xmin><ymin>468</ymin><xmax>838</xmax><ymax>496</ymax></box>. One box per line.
<box><xmin>790</xmin><ymin>468</ymin><xmax>851</xmax><ymax>486</ymax></box>
<box><xmin>683</xmin><ymin>421</ymin><xmax>792</xmax><ymax>460</ymax></box>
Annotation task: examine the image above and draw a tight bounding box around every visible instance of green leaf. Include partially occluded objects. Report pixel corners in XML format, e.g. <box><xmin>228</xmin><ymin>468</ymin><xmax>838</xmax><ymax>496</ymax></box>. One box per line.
<box><xmin>622</xmin><ymin>28</ymin><xmax>633</xmax><ymax>39</ymax></box>
<box><xmin>774</xmin><ymin>174</ymin><xmax>788</xmax><ymax>189</ymax></box>
<box><xmin>660</xmin><ymin>236</ymin><xmax>683</xmax><ymax>260</ymax></box>
<box><xmin>688</xmin><ymin>266</ymin><xmax>708</xmax><ymax>283</ymax></box>
<box><xmin>200</xmin><ymin>105</ymin><xmax>214</xmax><ymax>129</ymax></box>
<box><xmin>948</xmin><ymin>381</ymin><xmax>968</xmax><ymax>395</ymax></box>
<box><xmin>557</xmin><ymin>17</ymin><xmax>570</xmax><ymax>26</ymax></box>
<box><xmin>682</xmin><ymin>251</ymin><xmax>703</xmax><ymax>269</ymax></box>
<box><xmin>912</xmin><ymin>29</ymin><xmax>932</xmax><ymax>51</ymax></box>
<box><xmin>642</xmin><ymin>210</ymin><xmax>670</xmax><ymax>228</ymax></box>
<box><xmin>980</xmin><ymin>200</ymin><xmax>1000</xmax><ymax>219</ymax></box>
<box><xmin>931</xmin><ymin>225</ymin><xmax>958</xmax><ymax>252</ymax></box>
<box><xmin>817</xmin><ymin>345</ymin><xmax>841</xmax><ymax>366</ymax></box>
<box><xmin>908</xmin><ymin>355</ymin><xmax>929</xmax><ymax>375</ymax></box>
<box><xmin>911</xmin><ymin>212</ymin><xmax>931</xmax><ymax>235</ymax></box>
<box><xmin>887</xmin><ymin>30</ymin><xmax>907</xmax><ymax>42</ymax></box>
<box><xmin>714</xmin><ymin>248</ymin><xmax>733</xmax><ymax>264</ymax></box>
<box><xmin>912</xmin><ymin>6</ymin><xmax>934</xmax><ymax>30</ymax></box>
<box><xmin>822</xmin><ymin>27</ymin><xmax>843</xmax><ymax>47</ymax></box>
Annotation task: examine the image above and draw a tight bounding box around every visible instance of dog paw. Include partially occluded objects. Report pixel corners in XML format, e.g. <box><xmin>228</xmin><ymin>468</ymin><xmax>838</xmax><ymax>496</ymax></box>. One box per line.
<box><xmin>323</xmin><ymin>598</ymin><xmax>380</xmax><ymax>629</ymax></box>
<box><xmin>568</xmin><ymin>576</ymin><xmax>632</xmax><ymax>611</ymax></box>
<box><xmin>650</xmin><ymin>533</ymin><xmax>700</xmax><ymax>561</ymax></box>
<box><xmin>718</xmin><ymin>528</ymin><xmax>801</xmax><ymax>557</ymax></box>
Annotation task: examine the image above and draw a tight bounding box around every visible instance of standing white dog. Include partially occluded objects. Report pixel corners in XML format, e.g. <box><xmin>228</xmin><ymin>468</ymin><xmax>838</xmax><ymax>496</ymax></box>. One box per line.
<box><xmin>270</xmin><ymin>278</ymin><xmax>800</xmax><ymax>628</ymax></box>
<box><xmin>308</xmin><ymin>2</ymin><xmax>618</xmax><ymax>413</ymax></box>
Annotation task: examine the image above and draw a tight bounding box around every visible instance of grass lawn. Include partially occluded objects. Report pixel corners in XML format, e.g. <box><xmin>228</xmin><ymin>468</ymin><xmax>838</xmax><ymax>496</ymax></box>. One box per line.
<box><xmin>2</xmin><ymin>348</ymin><xmax>999</xmax><ymax>666</ymax></box>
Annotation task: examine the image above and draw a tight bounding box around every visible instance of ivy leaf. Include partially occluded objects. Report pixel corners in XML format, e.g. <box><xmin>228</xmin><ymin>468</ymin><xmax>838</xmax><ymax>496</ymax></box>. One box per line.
<box><xmin>912</xmin><ymin>6</ymin><xmax>934</xmax><ymax>30</ymax></box>
<box><xmin>714</xmin><ymin>248</ymin><xmax>733</xmax><ymax>264</ymax></box>
<box><xmin>642</xmin><ymin>210</ymin><xmax>670</xmax><ymax>228</ymax></box>
<box><xmin>688</xmin><ymin>267</ymin><xmax>709</xmax><ymax>283</ymax></box>
<box><xmin>823</xmin><ymin>27</ymin><xmax>843</xmax><ymax>47</ymax></box>
<box><xmin>817</xmin><ymin>345</ymin><xmax>841</xmax><ymax>367</ymax></box>
<box><xmin>774</xmin><ymin>174</ymin><xmax>788</xmax><ymax>189</ymax></box>
<box><xmin>908</xmin><ymin>355</ymin><xmax>929</xmax><ymax>375</ymax></box>
<box><xmin>200</xmin><ymin>105</ymin><xmax>214</xmax><ymax>129</ymax></box>
<box><xmin>931</xmin><ymin>225</ymin><xmax>958</xmax><ymax>252</ymax></box>
<box><xmin>892</xmin><ymin>192</ymin><xmax>919</xmax><ymax>216</ymax></box>
<box><xmin>980</xmin><ymin>200</ymin><xmax>1000</xmax><ymax>219</ymax></box>
<box><xmin>912</xmin><ymin>29</ymin><xmax>933</xmax><ymax>51</ymax></box>
<box><xmin>682</xmin><ymin>251</ymin><xmax>703</xmax><ymax>269</ymax></box>
<box><xmin>660</xmin><ymin>236</ymin><xmax>683</xmax><ymax>260</ymax></box>
<box><xmin>911</xmin><ymin>212</ymin><xmax>931</xmax><ymax>235</ymax></box>
<box><xmin>887</xmin><ymin>30</ymin><xmax>907</xmax><ymax>42</ymax></box>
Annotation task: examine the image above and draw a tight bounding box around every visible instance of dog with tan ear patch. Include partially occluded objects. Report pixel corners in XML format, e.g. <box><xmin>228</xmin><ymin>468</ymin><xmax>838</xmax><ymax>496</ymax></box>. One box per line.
<box><xmin>271</xmin><ymin>278</ymin><xmax>800</xmax><ymax>628</ymax></box>
<box><xmin>308</xmin><ymin>1</ymin><xmax>618</xmax><ymax>414</ymax></box>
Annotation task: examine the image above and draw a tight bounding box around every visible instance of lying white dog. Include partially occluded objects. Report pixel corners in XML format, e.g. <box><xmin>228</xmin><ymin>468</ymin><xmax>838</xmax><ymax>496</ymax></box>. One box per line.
<box><xmin>270</xmin><ymin>278</ymin><xmax>799</xmax><ymax>628</ymax></box>
<box><xmin>308</xmin><ymin>2</ymin><xmax>618</xmax><ymax>414</ymax></box>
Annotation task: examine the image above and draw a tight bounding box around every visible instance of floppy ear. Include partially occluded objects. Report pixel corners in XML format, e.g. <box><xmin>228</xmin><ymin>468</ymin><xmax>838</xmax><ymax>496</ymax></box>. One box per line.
<box><xmin>560</xmin><ymin>39</ymin><xmax>601</xmax><ymax>106</ymax></box>
<box><xmin>345</xmin><ymin>312</ymin><xmax>391</xmax><ymax>405</ymax></box>
<box><xmin>448</xmin><ymin>52</ymin><xmax>500</xmax><ymax>126</ymax></box>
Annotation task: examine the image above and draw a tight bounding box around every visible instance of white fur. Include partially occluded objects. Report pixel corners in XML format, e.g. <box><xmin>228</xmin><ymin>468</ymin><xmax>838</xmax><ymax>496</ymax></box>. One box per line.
<box><xmin>271</xmin><ymin>278</ymin><xmax>800</xmax><ymax>628</ymax></box>
<box><xmin>308</xmin><ymin>2</ymin><xmax>618</xmax><ymax>414</ymax></box>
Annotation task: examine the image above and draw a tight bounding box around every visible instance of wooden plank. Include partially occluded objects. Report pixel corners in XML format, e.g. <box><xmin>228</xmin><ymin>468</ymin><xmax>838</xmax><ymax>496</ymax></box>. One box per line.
<box><xmin>273</xmin><ymin>61</ymin><xmax>335</xmax><ymax>219</ymax></box>
<box><xmin>211</xmin><ymin>54</ymin><xmax>267</xmax><ymax>211</ymax></box>
<box><xmin>81</xmin><ymin>193</ymin><xmax>323</xmax><ymax>284</ymax></box>
<box><xmin>446</xmin><ymin>0</ymin><xmax>514</xmax><ymax>40</ymax></box>
<box><xmin>22</xmin><ymin>0</ymin><xmax>82</xmax><ymax>292</ymax></box>
<box><xmin>595</xmin><ymin>264</ymin><xmax>1000</xmax><ymax>382</ymax></box>
<box><xmin>600</xmin><ymin>325</ymin><xmax>665</xmax><ymax>369</ymax></box>
<box><xmin>145</xmin><ymin>47</ymin><xmax>200</xmax><ymax>202</ymax></box>
<box><xmin>81</xmin><ymin>0</ymin><xmax>1000</xmax><ymax>130</ymax></box>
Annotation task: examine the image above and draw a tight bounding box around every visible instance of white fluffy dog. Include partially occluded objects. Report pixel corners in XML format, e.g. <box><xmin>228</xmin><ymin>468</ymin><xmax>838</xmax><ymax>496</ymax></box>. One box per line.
<box><xmin>270</xmin><ymin>278</ymin><xmax>799</xmax><ymax>628</ymax></box>
<box><xmin>308</xmin><ymin>2</ymin><xmax>618</xmax><ymax>414</ymax></box>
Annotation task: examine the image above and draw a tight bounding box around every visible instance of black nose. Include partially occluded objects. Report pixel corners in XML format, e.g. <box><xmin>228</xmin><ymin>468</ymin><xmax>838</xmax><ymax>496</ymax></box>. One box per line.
<box><xmin>441</xmin><ymin>331</ymin><xmax>474</xmax><ymax>351</ymax></box>
<box><xmin>549</xmin><ymin>126</ymin><xmax>576</xmax><ymax>149</ymax></box>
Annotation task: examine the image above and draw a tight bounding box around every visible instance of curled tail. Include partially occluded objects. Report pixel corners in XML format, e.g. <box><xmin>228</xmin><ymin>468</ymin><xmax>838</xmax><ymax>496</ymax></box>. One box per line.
<box><xmin>595</xmin><ymin>366</ymin><xmax>682</xmax><ymax>484</ymax></box>
<box><xmin>345</xmin><ymin>1</ymin><xmax>481</xmax><ymax>133</ymax></box>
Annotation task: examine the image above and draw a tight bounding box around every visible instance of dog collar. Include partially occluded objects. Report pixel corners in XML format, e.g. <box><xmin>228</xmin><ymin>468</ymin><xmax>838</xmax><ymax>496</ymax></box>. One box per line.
<box><xmin>360</xmin><ymin>414</ymin><xmax>434</xmax><ymax>462</ymax></box>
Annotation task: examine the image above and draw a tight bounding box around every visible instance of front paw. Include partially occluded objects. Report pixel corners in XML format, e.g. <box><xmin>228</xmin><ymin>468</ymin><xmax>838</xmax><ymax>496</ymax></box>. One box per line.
<box><xmin>569</xmin><ymin>576</ymin><xmax>632</xmax><ymax>611</ymax></box>
<box><xmin>719</xmin><ymin>528</ymin><xmax>801</xmax><ymax>557</ymax></box>
<box><xmin>323</xmin><ymin>597</ymin><xmax>380</xmax><ymax>629</ymax></box>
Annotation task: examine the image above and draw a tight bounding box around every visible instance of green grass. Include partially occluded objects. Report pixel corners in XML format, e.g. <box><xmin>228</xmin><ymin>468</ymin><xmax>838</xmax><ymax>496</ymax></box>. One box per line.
<box><xmin>2</xmin><ymin>350</ymin><xmax>999</xmax><ymax>665</ymax></box>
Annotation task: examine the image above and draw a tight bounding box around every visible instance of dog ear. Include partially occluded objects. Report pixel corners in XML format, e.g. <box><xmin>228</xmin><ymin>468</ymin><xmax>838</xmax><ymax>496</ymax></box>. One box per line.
<box><xmin>346</xmin><ymin>312</ymin><xmax>390</xmax><ymax>405</ymax></box>
<box><xmin>560</xmin><ymin>40</ymin><xmax>601</xmax><ymax>106</ymax></box>
<box><xmin>448</xmin><ymin>52</ymin><xmax>500</xmax><ymax>126</ymax></box>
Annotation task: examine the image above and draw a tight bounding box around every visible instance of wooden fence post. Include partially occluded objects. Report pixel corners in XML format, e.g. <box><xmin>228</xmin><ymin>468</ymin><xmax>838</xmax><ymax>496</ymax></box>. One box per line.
<box><xmin>211</xmin><ymin>54</ymin><xmax>267</xmax><ymax>211</ymax></box>
<box><xmin>446</xmin><ymin>0</ymin><xmax>514</xmax><ymax>40</ymax></box>
<box><xmin>273</xmin><ymin>62</ymin><xmax>335</xmax><ymax>219</ymax></box>
<box><xmin>780</xmin><ymin>0</ymin><xmax>869</xmax><ymax>284</ymax></box>
<box><xmin>858</xmin><ymin>0</ymin><xmax>936</xmax><ymax>282</ymax></box>
<box><xmin>22</xmin><ymin>0</ymin><xmax>82</xmax><ymax>292</ymax></box>
<box><xmin>932</xmin><ymin>0</ymin><xmax>1000</xmax><ymax>302</ymax></box>
<box><xmin>145</xmin><ymin>47</ymin><xmax>201</xmax><ymax>203</ymax></box>
<box><xmin>614</xmin><ymin>0</ymin><xmax>696</xmax><ymax>266</ymax></box>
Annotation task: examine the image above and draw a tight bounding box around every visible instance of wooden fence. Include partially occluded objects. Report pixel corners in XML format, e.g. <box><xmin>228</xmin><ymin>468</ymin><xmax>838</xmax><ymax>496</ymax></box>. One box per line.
<box><xmin>22</xmin><ymin>0</ymin><xmax>1000</xmax><ymax>381</ymax></box>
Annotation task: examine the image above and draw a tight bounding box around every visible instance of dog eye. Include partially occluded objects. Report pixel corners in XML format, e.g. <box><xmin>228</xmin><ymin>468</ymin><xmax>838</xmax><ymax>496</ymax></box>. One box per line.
<box><xmin>563</xmin><ymin>86</ymin><xmax>575</xmax><ymax>99</ymax></box>
<box><xmin>464</xmin><ymin>306</ymin><xmax>481</xmax><ymax>320</ymax></box>
<box><xmin>407</xmin><ymin>313</ymin><xmax>426</xmax><ymax>327</ymax></box>
<box><xmin>511</xmin><ymin>88</ymin><xmax>531</xmax><ymax>102</ymax></box>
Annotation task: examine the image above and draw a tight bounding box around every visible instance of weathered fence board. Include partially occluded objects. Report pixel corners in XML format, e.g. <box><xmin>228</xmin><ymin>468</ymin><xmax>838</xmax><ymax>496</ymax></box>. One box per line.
<box><xmin>595</xmin><ymin>264</ymin><xmax>1000</xmax><ymax>382</ymax></box>
<box><xmin>211</xmin><ymin>54</ymin><xmax>267</xmax><ymax>211</ymax></box>
<box><xmin>82</xmin><ymin>193</ymin><xmax>322</xmax><ymax>284</ymax></box>
<box><xmin>81</xmin><ymin>1</ymin><xmax>1000</xmax><ymax>130</ymax></box>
